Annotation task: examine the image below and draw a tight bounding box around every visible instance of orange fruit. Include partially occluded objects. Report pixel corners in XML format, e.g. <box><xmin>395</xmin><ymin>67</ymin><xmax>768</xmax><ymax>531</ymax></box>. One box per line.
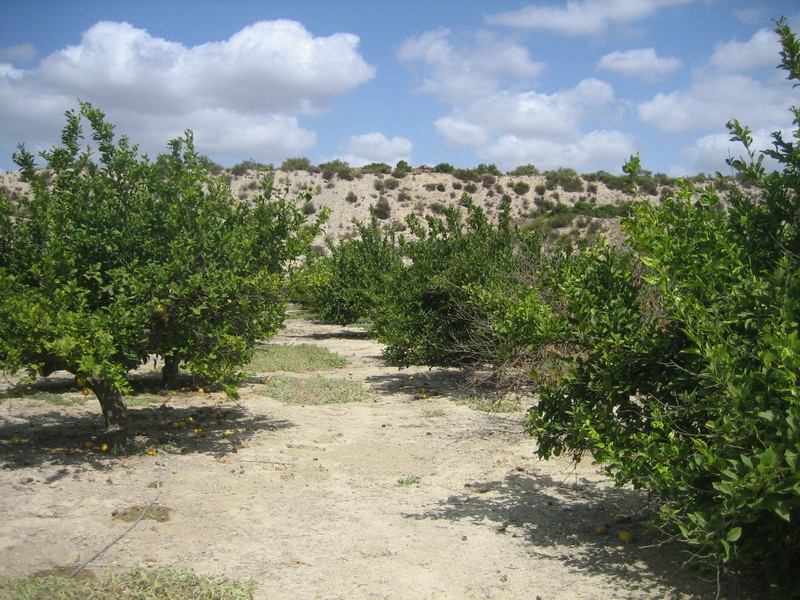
<box><xmin>618</xmin><ymin>531</ymin><xmax>633</xmax><ymax>543</ymax></box>
<box><xmin>83</xmin><ymin>441</ymin><xmax>94</xmax><ymax>449</ymax></box>
<box><xmin>595</xmin><ymin>526</ymin><xmax>609</xmax><ymax>535</ymax></box>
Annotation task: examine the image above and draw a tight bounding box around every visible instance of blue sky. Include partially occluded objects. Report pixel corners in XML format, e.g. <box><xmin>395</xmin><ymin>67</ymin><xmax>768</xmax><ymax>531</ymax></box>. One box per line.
<box><xmin>1</xmin><ymin>0</ymin><xmax>798</xmax><ymax>176</ymax></box>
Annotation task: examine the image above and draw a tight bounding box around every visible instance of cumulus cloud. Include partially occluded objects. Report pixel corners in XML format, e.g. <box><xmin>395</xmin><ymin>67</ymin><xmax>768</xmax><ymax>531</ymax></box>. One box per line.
<box><xmin>0</xmin><ymin>20</ymin><xmax>374</xmax><ymax>163</ymax></box>
<box><xmin>596</xmin><ymin>48</ymin><xmax>682</xmax><ymax>82</ymax></box>
<box><xmin>436</xmin><ymin>79</ymin><xmax>615</xmax><ymax>142</ymax></box>
<box><xmin>337</xmin><ymin>132</ymin><xmax>413</xmax><ymax>166</ymax></box>
<box><xmin>637</xmin><ymin>73</ymin><xmax>791</xmax><ymax>134</ymax></box>
<box><xmin>434</xmin><ymin>78</ymin><xmax>631</xmax><ymax>171</ymax></box>
<box><xmin>398</xmin><ymin>28</ymin><xmax>546</xmax><ymax>103</ymax></box>
<box><xmin>676</xmin><ymin>127</ymin><xmax>787</xmax><ymax>175</ymax></box>
<box><xmin>480</xmin><ymin>129</ymin><xmax>635</xmax><ymax>173</ymax></box>
<box><xmin>708</xmin><ymin>28</ymin><xmax>781</xmax><ymax>73</ymax></box>
<box><xmin>486</xmin><ymin>0</ymin><xmax>694</xmax><ymax>36</ymax></box>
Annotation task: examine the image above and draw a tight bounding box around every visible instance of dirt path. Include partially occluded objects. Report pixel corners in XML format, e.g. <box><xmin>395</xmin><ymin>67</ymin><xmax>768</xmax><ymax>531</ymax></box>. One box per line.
<box><xmin>0</xmin><ymin>319</ymin><xmax>737</xmax><ymax>599</ymax></box>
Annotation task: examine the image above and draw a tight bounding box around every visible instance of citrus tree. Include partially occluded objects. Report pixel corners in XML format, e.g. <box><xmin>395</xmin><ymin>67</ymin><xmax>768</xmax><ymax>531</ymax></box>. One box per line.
<box><xmin>293</xmin><ymin>214</ymin><xmax>403</xmax><ymax>325</ymax></box>
<box><xmin>522</xmin><ymin>19</ymin><xmax>800</xmax><ymax>593</ymax></box>
<box><xmin>0</xmin><ymin>102</ymin><xmax>325</xmax><ymax>448</ymax></box>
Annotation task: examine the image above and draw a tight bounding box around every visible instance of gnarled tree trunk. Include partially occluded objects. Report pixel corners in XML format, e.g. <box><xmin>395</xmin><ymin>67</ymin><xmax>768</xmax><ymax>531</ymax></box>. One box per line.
<box><xmin>90</xmin><ymin>379</ymin><xmax>129</xmax><ymax>450</ymax></box>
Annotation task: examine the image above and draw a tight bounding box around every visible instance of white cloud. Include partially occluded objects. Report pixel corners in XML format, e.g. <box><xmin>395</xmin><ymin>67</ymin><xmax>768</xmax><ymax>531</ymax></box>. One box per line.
<box><xmin>0</xmin><ymin>20</ymin><xmax>374</xmax><ymax>163</ymax></box>
<box><xmin>637</xmin><ymin>73</ymin><xmax>792</xmax><ymax>134</ymax></box>
<box><xmin>0</xmin><ymin>43</ymin><xmax>37</xmax><ymax>63</ymax></box>
<box><xmin>596</xmin><ymin>48</ymin><xmax>682</xmax><ymax>82</ymax></box>
<box><xmin>486</xmin><ymin>0</ymin><xmax>694</xmax><ymax>36</ymax></box>
<box><xmin>398</xmin><ymin>28</ymin><xmax>546</xmax><ymax>103</ymax></box>
<box><xmin>436</xmin><ymin>79</ymin><xmax>616</xmax><ymax>142</ymax></box>
<box><xmin>708</xmin><ymin>28</ymin><xmax>780</xmax><ymax>73</ymax></box>
<box><xmin>338</xmin><ymin>132</ymin><xmax>413</xmax><ymax>166</ymax></box>
<box><xmin>676</xmin><ymin>128</ymin><xmax>787</xmax><ymax>175</ymax></box>
<box><xmin>481</xmin><ymin>129</ymin><xmax>635</xmax><ymax>172</ymax></box>
<box><xmin>433</xmin><ymin>79</ymin><xmax>630</xmax><ymax>171</ymax></box>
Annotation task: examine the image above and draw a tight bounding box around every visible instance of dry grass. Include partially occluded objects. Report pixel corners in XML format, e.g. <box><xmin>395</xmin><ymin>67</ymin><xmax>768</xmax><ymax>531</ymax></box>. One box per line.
<box><xmin>0</xmin><ymin>566</ymin><xmax>255</xmax><ymax>600</ymax></box>
<box><xmin>258</xmin><ymin>375</ymin><xmax>375</xmax><ymax>405</ymax></box>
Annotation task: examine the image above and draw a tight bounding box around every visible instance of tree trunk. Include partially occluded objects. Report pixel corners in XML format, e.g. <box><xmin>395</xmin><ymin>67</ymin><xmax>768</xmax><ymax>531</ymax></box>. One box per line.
<box><xmin>91</xmin><ymin>379</ymin><xmax>129</xmax><ymax>450</ymax></box>
<box><xmin>162</xmin><ymin>354</ymin><xmax>181</xmax><ymax>389</ymax></box>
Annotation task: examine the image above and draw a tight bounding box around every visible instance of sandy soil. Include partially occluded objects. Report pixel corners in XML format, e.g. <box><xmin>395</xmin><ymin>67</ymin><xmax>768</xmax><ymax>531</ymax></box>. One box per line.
<box><xmin>0</xmin><ymin>318</ymin><xmax>751</xmax><ymax>599</ymax></box>
<box><xmin>1</xmin><ymin>168</ymin><xmax>643</xmax><ymax>248</ymax></box>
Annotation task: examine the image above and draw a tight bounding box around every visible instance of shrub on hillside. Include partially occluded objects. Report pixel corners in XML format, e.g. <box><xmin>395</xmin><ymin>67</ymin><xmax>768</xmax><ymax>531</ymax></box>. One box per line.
<box><xmin>512</xmin><ymin>181</ymin><xmax>531</xmax><ymax>195</ymax></box>
<box><xmin>508</xmin><ymin>164</ymin><xmax>540</xmax><ymax>176</ymax></box>
<box><xmin>280</xmin><ymin>157</ymin><xmax>313</xmax><ymax>171</ymax></box>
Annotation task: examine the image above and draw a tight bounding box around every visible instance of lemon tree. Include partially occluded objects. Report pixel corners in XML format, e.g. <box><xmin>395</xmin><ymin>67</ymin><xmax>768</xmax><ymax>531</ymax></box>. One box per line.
<box><xmin>521</xmin><ymin>20</ymin><xmax>800</xmax><ymax>593</ymax></box>
<box><xmin>0</xmin><ymin>102</ymin><xmax>324</xmax><ymax>448</ymax></box>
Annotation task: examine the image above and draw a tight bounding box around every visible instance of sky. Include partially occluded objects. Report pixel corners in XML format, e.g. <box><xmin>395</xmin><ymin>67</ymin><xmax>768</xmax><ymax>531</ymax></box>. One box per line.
<box><xmin>1</xmin><ymin>0</ymin><xmax>798</xmax><ymax>176</ymax></box>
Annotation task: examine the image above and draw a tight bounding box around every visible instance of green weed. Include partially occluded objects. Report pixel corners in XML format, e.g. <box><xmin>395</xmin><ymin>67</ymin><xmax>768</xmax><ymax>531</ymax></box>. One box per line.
<box><xmin>260</xmin><ymin>375</ymin><xmax>374</xmax><ymax>405</ymax></box>
<box><xmin>248</xmin><ymin>344</ymin><xmax>348</xmax><ymax>372</ymax></box>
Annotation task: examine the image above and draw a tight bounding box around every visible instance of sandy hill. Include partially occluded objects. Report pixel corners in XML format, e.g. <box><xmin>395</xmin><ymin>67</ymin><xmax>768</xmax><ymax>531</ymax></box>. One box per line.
<box><xmin>1</xmin><ymin>168</ymin><xmax>670</xmax><ymax>249</ymax></box>
<box><xmin>227</xmin><ymin>168</ymin><xmax>661</xmax><ymax>248</ymax></box>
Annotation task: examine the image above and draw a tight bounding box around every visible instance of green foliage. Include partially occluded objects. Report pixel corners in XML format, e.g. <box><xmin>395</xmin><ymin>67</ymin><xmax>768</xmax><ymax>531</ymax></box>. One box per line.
<box><xmin>248</xmin><ymin>343</ymin><xmax>348</xmax><ymax>372</ymax></box>
<box><xmin>230</xmin><ymin>158</ymin><xmax>271</xmax><ymax>175</ymax></box>
<box><xmin>261</xmin><ymin>375</ymin><xmax>375</xmax><ymax>404</ymax></box>
<box><xmin>280</xmin><ymin>156</ymin><xmax>313</xmax><ymax>171</ymax></box>
<box><xmin>582</xmin><ymin>170</ymin><xmax>628</xmax><ymax>192</ymax></box>
<box><xmin>373</xmin><ymin>197</ymin><xmax>391</xmax><ymax>220</ymax></box>
<box><xmin>0</xmin><ymin>103</ymin><xmax>325</xmax><ymax>446</ymax></box>
<box><xmin>373</xmin><ymin>195</ymin><xmax>541</xmax><ymax>367</ymax></box>
<box><xmin>512</xmin><ymin>181</ymin><xmax>531</xmax><ymax>196</ymax></box>
<box><xmin>293</xmin><ymin>216</ymin><xmax>403</xmax><ymax>325</ymax></box>
<box><xmin>433</xmin><ymin>162</ymin><xmax>455</xmax><ymax>174</ymax></box>
<box><xmin>508</xmin><ymin>164</ymin><xmax>540</xmax><ymax>176</ymax></box>
<box><xmin>383</xmin><ymin>177</ymin><xmax>400</xmax><ymax>190</ymax></box>
<box><xmin>319</xmin><ymin>159</ymin><xmax>354</xmax><ymax>181</ymax></box>
<box><xmin>393</xmin><ymin>160</ymin><xmax>412</xmax><ymax>177</ymax></box>
<box><xmin>544</xmin><ymin>168</ymin><xmax>584</xmax><ymax>192</ymax></box>
<box><xmin>520</xmin><ymin>21</ymin><xmax>800</xmax><ymax>594</ymax></box>
<box><xmin>476</xmin><ymin>163</ymin><xmax>502</xmax><ymax>176</ymax></box>
<box><xmin>361</xmin><ymin>162</ymin><xmax>391</xmax><ymax>174</ymax></box>
<box><xmin>452</xmin><ymin>168</ymin><xmax>481</xmax><ymax>182</ymax></box>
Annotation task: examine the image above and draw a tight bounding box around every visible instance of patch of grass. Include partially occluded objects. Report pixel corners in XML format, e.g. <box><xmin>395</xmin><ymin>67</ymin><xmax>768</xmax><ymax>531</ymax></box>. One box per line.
<box><xmin>397</xmin><ymin>475</ymin><xmax>421</xmax><ymax>486</ymax></box>
<box><xmin>260</xmin><ymin>375</ymin><xmax>374</xmax><ymax>405</ymax></box>
<box><xmin>421</xmin><ymin>408</ymin><xmax>446</xmax><ymax>418</ymax></box>
<box><xmin>248</xmin><ymin>344</ymin><xmax>348</xmax><ymax>372</ymax></box>
<box><xmin>0</xmin><ymin>566</ymin><xmax>255</xmax><ymax>600</ymax></box>
<box><xmin>454</xmin><ymin>394</ymin><xmax>526</xmax><ymax>413</ymax></box>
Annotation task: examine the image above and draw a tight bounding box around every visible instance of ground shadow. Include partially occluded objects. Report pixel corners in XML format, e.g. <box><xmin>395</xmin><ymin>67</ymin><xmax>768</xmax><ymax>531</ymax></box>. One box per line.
<box><xmin>402</xmin><ymin>469</ymin><xmax>766</xmax><ymax>599</ymax></box>
<box><xmin>366</xmin><ymin>366</ymin><xmax>520</xmax><ymax>405</ymax></box>
<box><xmin>0</xmin><ymin>373</ymin><xmax>295</xmax><ymax>471</ymax></box>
